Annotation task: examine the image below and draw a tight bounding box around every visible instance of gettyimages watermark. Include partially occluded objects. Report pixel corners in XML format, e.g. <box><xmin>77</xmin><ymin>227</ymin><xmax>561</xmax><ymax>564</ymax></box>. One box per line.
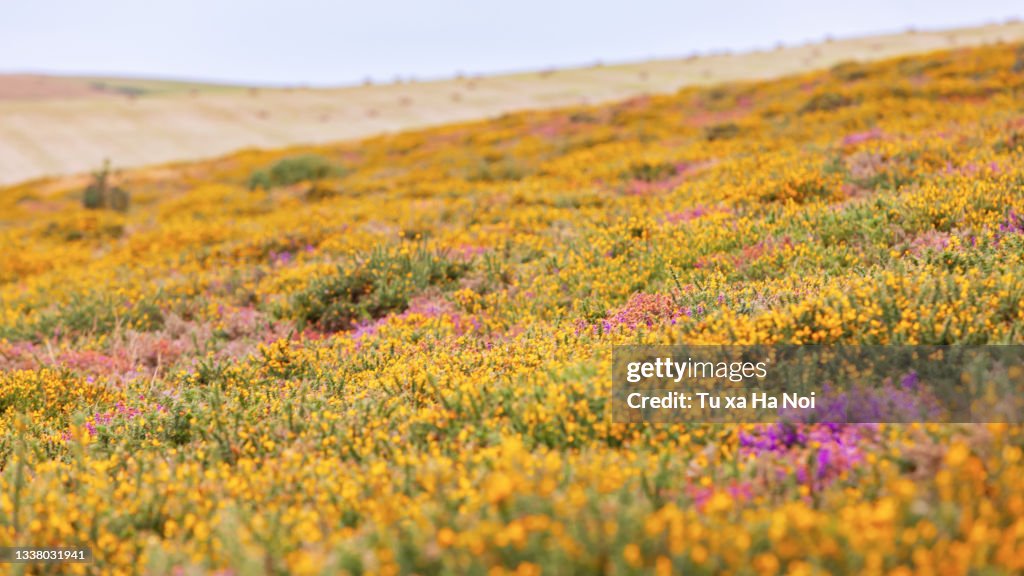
<box><xmin>612</xmin><ymin>346</ymin><xmax>1024</xmax><ymax>424</ymax></box>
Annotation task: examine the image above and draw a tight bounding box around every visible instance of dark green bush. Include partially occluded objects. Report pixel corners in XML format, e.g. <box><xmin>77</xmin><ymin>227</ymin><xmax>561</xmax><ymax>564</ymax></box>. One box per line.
<box><xmin>799</xmin><ymin>92</ymin><xmax>855</xmax><ymax>114</ymax></box>
<box><xmin>247</xmin><ymin>170</ymin><xmax>273</xmax><ymax>191</ymax></box>
<box><xmin>83</xmin><ymin>160</ymin><xmax>130</xmax><ymax>212</ymax></box>
<box><xmin>0</xmin><ymin>292</ymin><xmax>164</xmax><ymax>342</ymax></box>
<box><xmin>830</xmin><ymin>61</ymin><xmax>870</xmax><ymax>82</ymax></box>
<box><xmin>466</xmin><ymin>157</ymin><xmax>532</xmax><ymax>182</ymax></box>
<box><xmin>704</xmin><ymin>122</ymin><xmax>741</xmax><ymax>141</ymax></box>
<box><xmin>304</xmin><ymin>184</ymin><xmax>342</xmax><ymax>202</ymax></box>
<box><xmin>289</xmin><ymin>247</ymin><xmax>469</xmax><ymax>332</ymax></box>
<box><xmin>995</xmin><ymin>131</ymin><xmax>1024</xmax><ymax>153</ymax></box>
<box><xmin>624</xmin><ymin>161</ymin><xmax>677</xmax><ymax>183</ymax></box>
<box><xmin>248</xmin><ymin>155</ymin><xmax>342</xmax><ymax>190</ymax></box>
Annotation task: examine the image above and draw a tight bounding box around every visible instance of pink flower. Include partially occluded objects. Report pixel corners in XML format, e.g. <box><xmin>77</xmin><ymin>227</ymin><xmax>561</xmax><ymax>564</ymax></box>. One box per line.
<box><xmin>841</xmin><ymin>128</ymin><xmax>884</xmax><ymax>146</ymax></box>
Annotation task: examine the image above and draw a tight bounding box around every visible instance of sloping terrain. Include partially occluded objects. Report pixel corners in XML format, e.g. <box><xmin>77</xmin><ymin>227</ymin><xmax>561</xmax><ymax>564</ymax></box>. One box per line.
<box><xmin>1</xmin><ymin>41</ymin><xmax>1024</xmax><ymax>574</ymax></box>
<box><xmin>2</xmin><ymin>21</ymin><xmax>1024</xmax><ymax>186</ymax></box>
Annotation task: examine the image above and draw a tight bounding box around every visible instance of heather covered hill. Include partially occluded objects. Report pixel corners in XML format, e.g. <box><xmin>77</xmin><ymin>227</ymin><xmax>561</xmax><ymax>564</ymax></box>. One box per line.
<box><xmin>2</xmin><ymin>41</ymin><xmax>1024</xmax><ymax>574</ymax></box>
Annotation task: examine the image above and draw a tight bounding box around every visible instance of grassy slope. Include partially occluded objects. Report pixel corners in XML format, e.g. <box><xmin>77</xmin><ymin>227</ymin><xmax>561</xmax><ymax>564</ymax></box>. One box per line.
<box><xmin>1</xmin><ymin>41</ymin><xmax>1024</xmax><ymax>573</ymax></box>
<box><xmin>1</xmin><ymin>21</ymin><xmax>1024</xmax><ymax>186</ymax></box>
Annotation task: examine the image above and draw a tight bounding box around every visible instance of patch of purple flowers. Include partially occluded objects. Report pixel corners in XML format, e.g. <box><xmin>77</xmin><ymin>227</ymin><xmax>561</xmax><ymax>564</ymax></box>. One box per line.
<box><xmin>996</xmin><ymin>209</ymin><xmax>1024</xmax><ymax>244</ymax></box>
<box><xmin>740</xmin><ymin>422</ymin><xmax>869</xmax><ymax>486</ymax></box>
<box><xmin>804</xmin><ymin>378</ymin><xmax>946</xmax><ymax>424</ymax></box>
<box><xmin>269</xmin><ymin>250</ymin><xmax>294</xmax><ymax>266</ymax></box>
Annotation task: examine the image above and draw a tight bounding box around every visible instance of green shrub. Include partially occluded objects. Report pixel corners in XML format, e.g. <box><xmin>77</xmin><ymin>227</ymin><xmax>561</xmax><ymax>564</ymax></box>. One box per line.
<box><xmin>466</xmin><ymin>157</ymin><xmax>532</xmax><ymax>182</ymax></box>
<box><xmin>995</xmin><ymin>131</ymin><xmax>1024</xmax><ymax>153</ymax></box>
<box><xmin>704</xmin><ymin>122</ymin><xmax>741</xmax><ymax>141</ymax></box>
<box><xmin>799</xmin><ymin>92</ymin><xmax>855</xmax><ymax>114</ymax></box>
<box><xmin>1</xmin><ymin>292</ymin><xmax>164</xmax><ymax>342</ymax></box>
<box><xmin>624</xmin><ymin>161</ymin><xmax>677</xmax><ymax>182</ymax></box>
<box><xmin>83</xmin><ymin>160</ymin><xmax>130</xmax><ymax>212</ymax></box>
<box><xmin>830</xmin><ymin>61</ymin><xmax>870</xmax><ymax>82</ymax></box>
<box><xmin>247</xmin><ymin>170</ymin><xmax>273</xmax><ymax>191</ymax></box>
<box><xmin>304</xmin><ymin>184</ymin><xmax>341</xmax><ymax>202</ymax></box>
<box><xmin>289</xmin><ymin>247</ymin><xmax>469</xmax><ymax>332</ymax></box>
<box><xmin>248</xmin><ymin>155</ymin><xmax>342</xmax><ymax>190</ymax></box>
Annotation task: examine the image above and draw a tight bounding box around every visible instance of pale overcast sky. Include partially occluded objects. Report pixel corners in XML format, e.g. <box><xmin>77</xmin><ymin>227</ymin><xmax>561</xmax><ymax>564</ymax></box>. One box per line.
<box><xmin>1</xmin><ymin>1</ymin><xmax>1021</xmax><ymax>86</ymax></box>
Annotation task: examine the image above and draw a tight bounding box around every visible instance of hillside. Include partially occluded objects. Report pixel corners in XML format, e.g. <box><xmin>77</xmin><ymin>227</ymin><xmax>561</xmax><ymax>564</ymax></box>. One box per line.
<box><xmin>2</xmin><ymin>41</ymin><xmax>1024</xmax><ymax>574</ymax></box>
<box><xmin>2</xmin><ymin>20</ymin><xmax>1024</xmax><ymax>186</ymax></box>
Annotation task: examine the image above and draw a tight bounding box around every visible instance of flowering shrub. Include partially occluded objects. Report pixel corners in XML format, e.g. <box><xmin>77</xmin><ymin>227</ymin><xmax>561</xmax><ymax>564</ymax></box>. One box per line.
<box><xmin>287</xmin><ymin>246</ymin><xmax>470</xmax><ymax>332</ymax></box>
<box><xmin>247</xmin><ymin>154</ymin><xmax>343</xmax><ymax>190</ymax></box>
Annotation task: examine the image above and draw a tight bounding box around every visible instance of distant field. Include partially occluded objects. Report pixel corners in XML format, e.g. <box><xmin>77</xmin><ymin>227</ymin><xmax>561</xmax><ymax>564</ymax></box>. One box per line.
<box><xmin>0</xmin><ymin>75</ymin><xmax>244</xmax><ymax>100</ymax></box>
<box><xmin>1</xmin><ymin>21</ymin><xmax>1023</xmax><ymax>186</ymax></box>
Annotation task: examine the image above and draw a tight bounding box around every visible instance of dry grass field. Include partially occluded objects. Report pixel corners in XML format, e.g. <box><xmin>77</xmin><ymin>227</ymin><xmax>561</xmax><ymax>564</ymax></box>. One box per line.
<box><xmin>1</xmin><ymin>20</ymin><xmax>1023</xmax><ymax>186</ymax></box>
